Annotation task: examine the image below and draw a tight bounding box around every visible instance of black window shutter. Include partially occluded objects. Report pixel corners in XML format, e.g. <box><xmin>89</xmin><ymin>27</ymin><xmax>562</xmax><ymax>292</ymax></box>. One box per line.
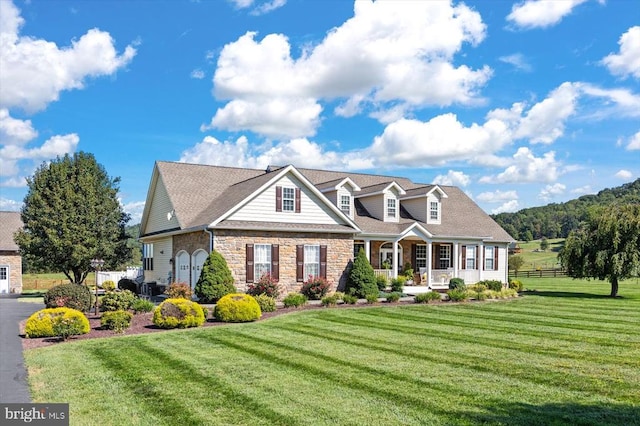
<box><xmin>411</xmin><ymin>244</ymin><xmax>417</xmax><ymax>271</ymax></box>
<box><xmin>483</xmin><ymin>246</ymin><xmax>486</xmax><ymax>270</ymax></box>
<box><xmin>275</xmin><ymin>186</ymin><xmax>282</xmax><ymax>212</ymax></box>
<box><xmin>494</xmin><ymin>246</ymin><xmax>499</xmax><ymax>270</ymax></box>
<box><xmin>295</xmin><ymin>188</ymin><xmax>301</xmax><ymax>213</ymax></box>
<box><xmin>271</xmin><ymin>244</ymin><xmax>279</xmax><ymax>281</ymax></box>
<box><xmin>461</xmin><ymin>246</ymin><xmax>466</xmax><ymax>270</ymax></box>
<box><xmin>320</xmin><ymin>245</ymin><xmax>327</xmax><ymax>279</ymax></box>
<box><xmin>432</xmin><ymin>243</ymin><xmax>438</xmax><ymax>270</ymax></box>
<box><xmin>296</xmin><ymin>245</ymin><xmax>304</xmax><ymax>282</ymax></box>
<box><xmin>476</xmin><ymin>246</ymin><xmax>479</xmax><ymax>270</ymax></box>
<box><xmin>246</xmin><ymin>244</ymin><xmax>254</xmax><ymax>283</ymax></box>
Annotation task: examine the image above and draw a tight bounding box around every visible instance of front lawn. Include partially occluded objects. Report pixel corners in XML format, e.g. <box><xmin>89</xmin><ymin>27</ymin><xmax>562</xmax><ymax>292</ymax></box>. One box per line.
<box><xmin>24</xmin><ymin>278</ymin><xmax>640</xmax><ymax>425</ymax></box>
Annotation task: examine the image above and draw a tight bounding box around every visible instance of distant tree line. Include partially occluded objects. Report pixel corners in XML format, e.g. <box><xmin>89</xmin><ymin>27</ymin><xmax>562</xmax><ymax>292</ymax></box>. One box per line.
<box><xmin>492</xmin><ymin>179</ymin><xmax>640</xmax><ymax>241</ymax></box>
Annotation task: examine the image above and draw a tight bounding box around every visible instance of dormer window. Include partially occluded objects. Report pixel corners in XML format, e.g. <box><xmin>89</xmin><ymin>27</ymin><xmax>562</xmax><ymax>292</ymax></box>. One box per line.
<box><xmin>430</xmin><ymin>201</ymin><xmax>439</xmax><ymax>220</ymax></box>
<box><xmin>340</xmin><ymin>195</ymin><xmax>351</xmax><ymax>215</ymax></box>
<box><xmin>387</xmin><ymin>198</ymin><xmax>397</xmax><ymax>218</ymax></box>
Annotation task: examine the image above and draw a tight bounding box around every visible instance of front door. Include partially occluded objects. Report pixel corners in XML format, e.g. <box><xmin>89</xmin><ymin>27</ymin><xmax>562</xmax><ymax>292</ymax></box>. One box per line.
<box><xmin>379</xmin><ymin>244</ymin><xmax>403</xmax><ymax>273</ymax></box>
<box><xmin>191</xmin><ymin>250</ymin><xmax>208</xmax><ymax>291</ymax></box>
<box><xmin>176</xmin><ymin>251</ymin><xmax>190</xmax><ymax>286</ymax></box>
<box><xmin>0</xmin><ymin>266</ymin><xmax>9</xmax><ymax>294</ymax></box>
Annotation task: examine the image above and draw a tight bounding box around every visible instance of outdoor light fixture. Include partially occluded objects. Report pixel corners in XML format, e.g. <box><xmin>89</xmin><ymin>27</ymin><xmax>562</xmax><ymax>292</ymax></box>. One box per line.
<box><xmin>90</xmin><ymin>258</ymin><xmax>105</xmax><ymax>316</ymax></box>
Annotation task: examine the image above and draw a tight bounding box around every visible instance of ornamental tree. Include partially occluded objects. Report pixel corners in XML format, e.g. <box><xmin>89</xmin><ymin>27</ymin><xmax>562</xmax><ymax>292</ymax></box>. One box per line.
<box><xmin>559</xmin><ymin>204</ymin><xmax>640</xmax><ymax>297</ymax></box>
<box><xmin>15</xmin><ymin>152</ymin><xmax>131</xmax><ymax>284</ymax></box>
<box><xmin>346</xmin><ymin>248</ymin><xmax>378</xmax><ymax>298</ymax></box>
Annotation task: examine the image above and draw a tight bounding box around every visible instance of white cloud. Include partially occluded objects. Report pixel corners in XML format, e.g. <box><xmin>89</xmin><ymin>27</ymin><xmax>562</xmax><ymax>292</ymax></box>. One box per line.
<box><xmin>122</xmin><ymin>200</ymin><xmax>146</xmax><ymax>224</ymax></box>
<box><xmin>601</xmin><ymin>26</ymin><xmax>640</xmax><ymax>79</ymax></box>
<box><xmin>499</xmin><ymin>53</ymin><xmax>532</xmax><ymax>72</ymax></box>
<box><xmin>571</xmin><ymin>185</ymin><xmax>593</xmax><ymax>195</ymax></box>
<box><xmin>479</xmin><ymin>147</ymin><xmax>560</xmax><ymax>184</ymax></box>
<box><xmin>507</xmin><ymin>0</ymin><xmax>588</xmax><ymax>29</ymax></box>
<box><xmin>0</xmin><ymin>0</ymin><xmax>136</xmax><ymax>113</ymax></box>
<box><xmin>229</xmin><ymin>0</ymin><xmax>256</xmax><ymax>9</ymax></box>
<box><xmin>210</xmin><ymin>1</ymin><xmax>490</xmax><ymax>138</ymax></box>
<box><xmin>250</xmin><ymin>0</ymin><xmax>286</xmax><ymax>16</ymax></box>
<box><xmin>580</xmin><ymin>84</ymin><xmax>640</xmax><ymax>118</ymax></box>
<box><xmin>627</xmin><ymin>131</ymin><xmax>640</xmax><ymax>150</ymax></box>
<box><xmin>476</xmin><ymin>190</ymin><xmax>518</xmax><ymax>203</ymax></box>
<box><xmin>0</xmin><ymin>197</ymin><xmax>22</xmax><ymax>211</ymax></box>
<box><xmin>432</xmin><ymin>170</ymin><xmax>471</xmax><ymax>187</ymax></box>
<box><xmin>190</xmin><ymin>69</ymin><xmax>205</xmax><ymax>79</ymax></box>
<box><xmin>0</xmin><ymin>108</ymin><xmax>37</xmax><ymax>145</ymax></box>
<box><xmin>539</xmin><ymin>183</ymin><xmax>566</xmax><ymax>202</ymax></box>
<box><xmin>492</xmin><ymin>200</ymin><xmax>520</xmax><ymax>214</ymax></box>
<box><xmin>615</xmin><ymin>169</ymin><xmax>633</xmax><ymax>180</ymax></box>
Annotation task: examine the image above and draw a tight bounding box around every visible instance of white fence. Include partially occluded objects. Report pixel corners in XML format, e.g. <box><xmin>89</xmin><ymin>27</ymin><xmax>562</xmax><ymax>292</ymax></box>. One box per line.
<box><xmin>96</xmin><ymin>267</ymin><xmax>143</xmax><ymax>286</ymax></box>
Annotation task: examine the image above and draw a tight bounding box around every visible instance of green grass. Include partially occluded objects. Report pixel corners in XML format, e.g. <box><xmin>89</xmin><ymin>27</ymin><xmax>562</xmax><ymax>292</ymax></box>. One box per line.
<box><xmin>516</xmin><ymin>238</ymin><xmax>565</xmax><ymax>269</ymax></box>
<box><xmin>24</xmin><ymin>278</ymin><xmax>640</xmax><ymax>425</ymax></box>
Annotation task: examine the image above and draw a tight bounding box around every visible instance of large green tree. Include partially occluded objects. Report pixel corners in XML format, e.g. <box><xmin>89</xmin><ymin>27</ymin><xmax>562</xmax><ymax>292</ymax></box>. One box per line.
<box><xmin>15</xmin><ymin>152</ymin><xmax>132</xmax><ymax>284</ymax></box>
<box><xmin>559</xmin><ymin>204</ymin><xmax>640</xmax><ymax>297</ymax></box>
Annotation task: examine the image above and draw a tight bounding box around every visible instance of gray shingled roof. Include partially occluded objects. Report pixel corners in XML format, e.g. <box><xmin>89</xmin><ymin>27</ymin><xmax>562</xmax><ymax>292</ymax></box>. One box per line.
<box><xmin>0</xmin><ymin>211</ymin><xmax>23</xmax><ymax>251</ymax></box>
<box><xmin>151</xmin><ymin>161</ymin><xmax>514</xmax><ymax>242</ymax></box>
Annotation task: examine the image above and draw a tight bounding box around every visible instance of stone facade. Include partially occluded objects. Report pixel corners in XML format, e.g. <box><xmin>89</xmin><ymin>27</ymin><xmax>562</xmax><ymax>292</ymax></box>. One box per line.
<box><xmin>0</xmin><ymin>252</ymin><xmax>22</xmax><ymax>294</ymax></box>
<box><xmin>172</xmin><ymin>231</ymin><xmax>209</xmax><ymax>259</ymax></box>
<box><xmin>213</xmin><ymin>230</ymin><xmax>354</xmax><ymax>294</ymax></box>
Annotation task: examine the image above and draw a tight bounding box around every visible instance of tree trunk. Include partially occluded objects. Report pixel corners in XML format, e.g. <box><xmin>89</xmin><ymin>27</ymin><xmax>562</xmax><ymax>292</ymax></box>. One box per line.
<box><xmin>609</xmin><ymin>276</ymin><xmax>619</xmax><ymax>297</ymax></box>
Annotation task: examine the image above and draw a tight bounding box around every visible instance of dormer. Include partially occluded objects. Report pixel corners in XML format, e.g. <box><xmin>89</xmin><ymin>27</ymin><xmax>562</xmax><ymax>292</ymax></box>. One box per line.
<box><xmin>317</xmin><ymin>177</ymin><xmax>361</xmax><ymax>219</ymax></box>
<box><xmin>355</xmin><ymin>181</ymin><xmax>406</xmax><ymax>223</ymax></box>
<box><xmin>400</xmin><ymin>185</ymin><xmax>448</xmax><ymax>225</ymax></box>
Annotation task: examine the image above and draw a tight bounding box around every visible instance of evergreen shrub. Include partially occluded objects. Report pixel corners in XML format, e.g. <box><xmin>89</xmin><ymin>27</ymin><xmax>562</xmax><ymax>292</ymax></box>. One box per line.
<box><xmin>100</xmin><ymin>290</ymin><xmax>136</xmax><ymax>312</ymax></box>
<box><xmin>101</xmin><ymin>280</ymin><xmax>116</xmax><ymax>291</ymax></box>
<box><xmin>346</xmin><ymin>249</ymin><xmax>378</xmax><ymax>298</ymax></box>
<box><xmin>195</xmin><ymin>251</ymin><xmax>236</xmax><ymax>303</ymax></box>
<box><xmin>25</xmin><ymin>307</ymin><xmax>90</xmax><ymax>338</ymax></box>
<box><xmin>448</xmin><ymin>278</ymin><xmax>466</xmax><ymax>291</ymax></box>
<box><xmin>342</xmin><ymin>294</ymin><xmax>358</xmax><ymax>304</ymax></box>
<box><xmin>478</xmin><ymin>280</ymin><xmax>503</xmax><ymax>292</ymax></box>
<box><xmin>152</xmin><ymin>298</ymin><xmax>205</xmax><ymax>329</ymax></box>
<box><xmin>214</xmin><ymin>293</ymin><xmax>261</xmax><ymax>322</ymax></box>
<box><xmin>415</xmin><ymin>292</ymin><xmax>441</xmax><ymax>303</ymax></box>
<box><xmin>390</xmin><ymin>276</ymin><xmax>406</xmax><ymax>293</ymax></box>
<box><xmin>44</xmin><ymin>283</ymin><xmax>92</xmax><ymax>312</ymax></box>
<box><xmin>447</xmin><ymin>289</ymin><xmax>469</xmax><ymax>302</ymax></box>
<box><xmin>283</xmin><ymin>293</ymin><xmax>307</xmax><ymax>308</ymax></box>
<box><xmin>118</xmin><ymin>278</ymin><xmax>138</xmax><ymax>293</ymax></box>
<box><xmin>386</xmin><ymin>292</ymin><xmax>401</xmax><ymax>303</ymax></box>
<box><xmin>376</xmin><ymin>275</ymin><xmax>388</xmax><ymax>291</ymax></box>
<box><xmin>131</xmin><ymin>298</ymin><xmax>155</xmax><ymax>313</ymax></box>
<box><xmin>252</xmin><ymin>294</ymin><xmax>276</xmax><ymax>312</ymax></box>
<box><xmin>101</xmin><ymin>310</ymin><xmax>133</xmax><ymax>333</ymax></box>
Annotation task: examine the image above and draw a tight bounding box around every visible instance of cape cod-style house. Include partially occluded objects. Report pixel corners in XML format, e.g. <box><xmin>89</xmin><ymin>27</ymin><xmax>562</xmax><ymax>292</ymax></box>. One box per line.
<box><xmin>0</xmin><ymin>211</ymin><xmax>24</xmax><ymax>294</ymax></box>
<box><xmin>138</xmin><ymin>162</ymin><xmax>514</xmax><ymax>294</ymax></box>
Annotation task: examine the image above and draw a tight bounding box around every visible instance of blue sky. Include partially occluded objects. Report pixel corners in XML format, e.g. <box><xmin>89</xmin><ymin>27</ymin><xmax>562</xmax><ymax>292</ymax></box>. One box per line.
<box><xmin>1</xmin><ymin>0</ymin><xmax>638</xmax><ymax>224</ymax></box>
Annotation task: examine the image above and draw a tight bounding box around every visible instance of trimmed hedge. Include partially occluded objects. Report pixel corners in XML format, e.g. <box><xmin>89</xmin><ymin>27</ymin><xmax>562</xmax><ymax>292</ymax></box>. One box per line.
<box><xmin>44</xmin><ymin>283</ymin><xmax>92</xmax><ymax>312</ymax></box>
<box><xmin>214</xmin><ymin>293</ymin><xmax>261</xmax><ymax>322</ymax></box>
<box><xmin>100</xmin><ymin>290</ymin><xmax>136</xmax><ymax>312</ymax></box>
<box><xmin>25</xmin><ymin>307</ymin><xmax>90</xmax><ymax>338</ymax></box>
<box><xmin>152</xmin><ymin>298</ymin><xmax>205</xmax><ymax>329</ymax></box>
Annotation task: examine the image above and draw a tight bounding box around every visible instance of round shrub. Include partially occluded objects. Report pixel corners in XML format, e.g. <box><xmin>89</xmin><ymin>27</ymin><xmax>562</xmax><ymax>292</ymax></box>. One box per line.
<box><xmin>300</xmin><ymin>276</ymin><xmax>331</xmax><ymax>300</ymax></box>
<box><xmin>365</xmin><ymin>293</ymin><xmax>379</xmax><ymax>304</ymax></box>
<box><xmin>131</xmin><ymin>298</ymin><xmax>155</xmax><ymax>313</ymax></box>
<box><xmin>195</xmin><ymin>250</ymin><xmax>237</xmax><ymax>303</ymax></box>
<box><xmin>342</xmin><ymin>294</ymin><xmax>358</xmax><ymax>304</ymax></box>
<box><xmin>448</xmin><ymin>278</ymin><xmax>466</xmax><ymax>291</ymax></box>
<box><xmin>376</xmin><ymin>275</ymin><xmax>388</xmax><ymax>291</ymax></box>
<box><xmin>25</xmin><ymin>307</ymin><xmax>90</xmax><ymax>338</ymax></box>
<box><xmin>44</xmin><ymin>283</ymin><xmax>92</xmax><ymax>312</ymax></box>
<box><xmin>101</xmin><ymin>280</ymin><xmax>116</xmax><ymax>292</ymax></box>
<box><xmin>478</xmin><ymin>280</ymin><xmax>503</xmax><ymax>292</ymax></box>
<box><xmin>283</xmin><ymin>293</ymin><xmax>307</xmax><ymax>308</ymax></box>
<box><xmin>386</xmin><ymin>292</ymin><xmax>401</xmax><ymax>303</ymax></box>
<box><xmin>509</xmin><ymin>279</ymin><xmax>523</xmax><ymax>292</ymax></box>
<box><xmin>390</xmin><ymin>276</ymin><xmax>406</xmax><ymax>293</ymax></box>
<box><xmin>100</xmin><ymin>290</ymin><xmax>137</xmax><ymax>312</ymax></box>
<box><xmin>153</xmin><ymin>298</ymin><xmax>205</xmax><ymax>329</ymax></box>
<box><xmin>101</xmin><ymin>310</ymin><xmax>133</xmax><ymax>333</ymax></box>
<box><xmin>214</xmin><ymin>293</ymin><xmax>261</xmax><ymax>322</ymax></box>
<box><xmin>447</xmin><ymin>289</ymin><xmax>469</xmax><ymax>302</ymax></box>
<box><xmin>252</xmin><ymin>294</ymin><xmax>276</xmax><ymax>312</ymax></box>
<box><xmin>118</xmin><ymin>278</ymin><xmax>138</xmax><ymax>293</ymax></box>
<box><xmin>321</xmin><ymin>294</ymin><xmax>340</xmax><ymax>306</ymax></box>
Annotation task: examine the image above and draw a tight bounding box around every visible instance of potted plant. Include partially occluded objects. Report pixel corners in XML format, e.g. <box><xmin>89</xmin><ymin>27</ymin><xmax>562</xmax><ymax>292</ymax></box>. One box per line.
<box><xmin>403</xmin><ymin>262</ymin><xmax>414</xmax><ymax>285</ymax></box>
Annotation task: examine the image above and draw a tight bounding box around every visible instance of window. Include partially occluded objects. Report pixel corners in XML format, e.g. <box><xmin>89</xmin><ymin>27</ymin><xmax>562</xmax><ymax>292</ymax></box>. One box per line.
<box><xmin>485</xmin><ymin>246</ymin><xmax>495</xmax><ymax>270</ymax></box>
<box><xmin>430</xmin><ymin>201</ymin><xmax>439</xmax><ymax>220</ymax></box>
<box><xmin>304</xmin><ymin>245</ymin><xmax>320</xmax><ymax>278</ymax></box>
<box><xmin>0</xmin><ymin>266</ymin><xmax>7</xmax><ymax>281</ymax></box>
<box><xmin>466</xmin><ymin>246</ymin><xmax>476</xmax><ymax>269</ymax></box>
<box><xmin>387</xmin><ymin>198</ymin><xmax>396</xmax><ymax>218</ymax></box>
<box><xmin>353</xmin><ymin>242</ymin><xmax>365</xmax><ymax>259</ymax></box>
<box><xmin>254</xmin><ymin>244</ymin><xmax>272</xmax><ymax>279</ymax></box>
<box><xmin>143</xmin><ymin>243</ymin><xmax>154</xmax><ymax>271</ymax></box>
<box><xmin>439</xmin><ymin>245</ymin><xmax>451</xmax><ymax>269</ymax></box>
<box><xmin>340</xmin><ymin>195</ymin><xmax>351</xmax><ymax>215</ymax></box>
<box><xmin>282</xmin><ymin>187</ymin><xmax>295</xmax><ymax>212</ymax></box>
<box><xmin>415</xmin><ymin>244</ymin><xmax>427</xmax><ymax>269</ymax></box>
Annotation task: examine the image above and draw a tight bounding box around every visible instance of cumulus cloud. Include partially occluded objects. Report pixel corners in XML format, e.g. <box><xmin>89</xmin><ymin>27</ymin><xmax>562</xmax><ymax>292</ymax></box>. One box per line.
<box><xmin>0</xmin><ymin>196</ymin><xmax>22</xmax><ymax>211</ymax></box>
<box><xmin>492</xmin><ymin>200</ymin><xmax>520</xmax><ymax>214</ymax></box>
<box><xmin>250</xmin><ymin>0</ymin><xmax>286</xmax><ymax>16</ymax></box>
<box><xmin>0</xmin><ymin>1</ymin><xmax>136</xmax><ymax>113</ymax></box>
<box><xmin>615</xmin><ymin>169</ymin><xmax>633</xmax><ymax>180</ymax></box>
<box><xmin>476</xmin><ymin>190</ymin><xmax>519</xmax><ymax>203</ymax></box>
<box><xmin>499</xmin><ymin>53</ymin><xmax>532</xmax><ymax>72</ymax></box>
<box><xmin>479</xmin><ymin>147</ymin><xmax>560</xmax><ymax>184</ymax></box>
<box><xmin>190</xmin><ymin>69</ymin><xmax>205</xmax><ymax>79</ymax></box>
<box><xmin>209</xmin><ymin>1</ymin><xmax>491</xmax><ymax>138</ymax></box>
<box><xmin>506</xmin><ymin>0</ymin><xmax>588</xmax><ymax>29</ymax></box>
<box><xmin>627</xmin><ymin>131</ymin><xmax>640</xmax><ymax>150</ymax></box>
<box><xmin>579</xmin><ymin>84</ymin><xmax>640</xmax><ymax>119</ymax></box>
<box><xmin>571</xmin><ymin>185</ymin><xmax>593</xmax><ymax>195</ymax></box>
<box><xmin>0</xmin><ymin>108</ymin><xmax>37</xmax><ymax>145</ymax></box>
<box><xmin>121</xmin><ymin>200</ymin><xmax>146</xmax><ymax>224</ymax></box>
<box><xmin>539</xmin><ymin>183</ymin><xmax>566</xmax><ymax>202</ymax></box>
<box><xmin>432</xmin><ymin>170</ymin><xmax>471</xmax><ymax>187</ymax></box>
<box><xmin>601</xmin><ymin>26</ymin><xmax>640</xmax><ymax>79</ymax></box>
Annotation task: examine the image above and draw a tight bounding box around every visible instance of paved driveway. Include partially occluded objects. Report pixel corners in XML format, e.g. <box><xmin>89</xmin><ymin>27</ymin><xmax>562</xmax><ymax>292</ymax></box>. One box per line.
<box><xmin>0</xmin><ymin>295</ymin><xmax>40</xmax><ymax>403</ymax></box>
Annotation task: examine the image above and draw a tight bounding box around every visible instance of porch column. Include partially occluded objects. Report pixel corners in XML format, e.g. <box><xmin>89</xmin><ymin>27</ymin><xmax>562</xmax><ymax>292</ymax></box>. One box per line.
<box><xmin>427</xmin><ymin>241</ymin><xmax>432</xmax><ymax>286</ymax></box>
<box><xmin>365</xmin><ymin>239</ymin><xmax>371</xmax><ymax>263</ymax></box>
<box><xmin>392</xmin><ymin>240</ymin><xmax>399</xmax><ymax>279</ymax></box>
<box><xmin>453</xmin><ymin>242</ymin><xmax>459</xmax><ymax>278</ymax></box>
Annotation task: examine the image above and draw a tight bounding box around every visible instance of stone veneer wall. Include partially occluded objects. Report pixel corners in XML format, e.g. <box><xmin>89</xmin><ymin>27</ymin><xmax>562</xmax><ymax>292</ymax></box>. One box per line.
<box><xmin>213</xmin><ymin>230</ymin><xmax>354</xmax><ymax>294</ymax></box>
<box><xmin>0</xmin><ymin>252</ymin><xmax>22</xmax><ymax>293</ymax></box>
<box><xmin>172</xmin><ymin>232</ymin><xmax>210</xmax><ymax>259</ymax></box>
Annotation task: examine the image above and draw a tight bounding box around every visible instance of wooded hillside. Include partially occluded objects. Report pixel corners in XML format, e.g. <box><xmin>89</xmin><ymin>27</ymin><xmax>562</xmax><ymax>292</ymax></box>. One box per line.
<box><xmin>491</xmin><ymin>178</ymin><xmax>640</xmax><ymax>241</ymax></box>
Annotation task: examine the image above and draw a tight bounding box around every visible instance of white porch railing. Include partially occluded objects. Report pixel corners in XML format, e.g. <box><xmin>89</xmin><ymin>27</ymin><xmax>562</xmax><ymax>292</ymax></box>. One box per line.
<box><xmin>373</xmin><ymin>269</ymin><xmax>393</xmax><ymax>280</ymax></box>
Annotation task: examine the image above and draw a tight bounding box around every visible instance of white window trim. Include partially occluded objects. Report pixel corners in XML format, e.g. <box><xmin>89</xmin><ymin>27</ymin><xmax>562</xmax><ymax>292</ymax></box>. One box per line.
<box><xmin>439</xmin><ymin>245</ymin><xmax>451</xmax><ymax>269</ymax></box>
<box><xmin>466</xmin><ymin>246</ymin><xmax>476</xmax><ymax>270</ymax></box>
<box><xmin>430</xmin><ymin>201</ymin><xmax>439</xmax><ymax>220</ymax></box>
<box><xmin>340</xmin><ymin>195</ymin><xmax>351</xmax><ymax>216</ymax></box>
<box><xmin>254</xmin><ymin>243</ymin><xmax>272</xmax><ymax>280</ymax></box>
<box><xmin>485</xmin><ymin>246</ymin><xmax>495</xmax><ymax>270</ymax></box>
<box><xmin>282</xmin><ymin>187</ymin><xmax>295</xmax><ymax>212</ymax></box>
<box><xmin>386</xmin><ymin>197</ymin><xmax>397</xmax><ymax>218</ymax></box>
<box><xmin>415</xmin><ymin>244</ymin><xmax>427</xmax><ymax>269</ymax></box>
<box><xmin>304</xmin><ymin>244</ymin><xmax>320</xmax><ymax>278</ymax></box>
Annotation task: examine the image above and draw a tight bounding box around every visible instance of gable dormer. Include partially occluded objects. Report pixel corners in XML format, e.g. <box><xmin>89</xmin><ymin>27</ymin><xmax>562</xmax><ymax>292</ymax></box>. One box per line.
<box><xmin>317</xmin><ymin>177</ymin><xmax>361</xmax><ymax>219</ymax></box>
<box><xmin>400</xmin><ymin>185</ymin><xmax>448</xmax><ymax>225</ymax></box>
<box><xmin>355</xmin><ymin>181</ymin><xmax>406</xmax><ymax>223</ymax></box>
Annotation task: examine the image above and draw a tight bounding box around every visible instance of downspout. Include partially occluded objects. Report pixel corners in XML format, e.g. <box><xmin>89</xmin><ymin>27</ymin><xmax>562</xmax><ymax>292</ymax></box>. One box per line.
<box><xmin>204</xmin><ymin>228</ymin><xmax>214</xmax><ymax>252</ymax></box>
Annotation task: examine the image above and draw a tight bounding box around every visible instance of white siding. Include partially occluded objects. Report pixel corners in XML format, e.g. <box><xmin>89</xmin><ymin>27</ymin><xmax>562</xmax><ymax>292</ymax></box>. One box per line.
<box><xmin>402</xmin><ymin>198</ymin><xmax>426</xmax><ymax>222</ymax></box>
<box><xmin>336</xmin><ymin>187</ymin><xmax>354</xmax><ymax>219</ymax></box>
<box><xmin>143</xmin><ymin>237</ymin><xmax>172</xmax><ymax>284</ymax></box>
<box><xmin>144</xmin><ymin>175</ymin><xmax>179</xmax><ymax>234</ymax></box>
<box><xmin>358</xmin><ymin>194</ymin><xmax>385</xmax><ymax>221</ymax></box>
<box><xmin>426</xmin><ymin>194</ymin><xmax>442</xmax><ymax>225</ymax></box>
<box><xmin>384</xmin><ymin>190</ymin><xmax>399</xmax><ymax>223</ymax></box>
<box><xmin>228</xmin><ymin>174</ymin><xmax>346</xmax><ymax>225</ymax></box>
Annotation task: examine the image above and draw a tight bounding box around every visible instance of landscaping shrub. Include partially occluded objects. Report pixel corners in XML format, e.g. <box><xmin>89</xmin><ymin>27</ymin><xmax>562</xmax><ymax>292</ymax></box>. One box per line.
<box><xmin>283</xmin><ymin>293</ymin><xmax>307</xmax><ymax>308</ymax></box>
<box><xmin>390</xmin><ymin>276</ymin><xmax>406</xmax><ymax>293</ymax></box>
<box><xmin>448</xmin><ymin>278</ymin><xmax>466</xmax><ymax>291</ymax></box>
<box><xmin>321</xmin><ymin>294</ymin><xmax>340</xmax><ymax>307</ymax></box>
<box><xmin>44</xmin><ymin>283</ymin><xmax>92</xmax><ymax>312</ymax></box>
<box><xmin>131</xmin><ymin>298</ymin><xmax>155</xmax><ymax>313</ymax></box>
<box><xmin>509</xmin><ymin>279</ymin><xmax>523</xmax><ymax>292</ymax></box>
<box><xmin>478</xmin><ymin>280</ymin><xmax>503</xmax><ymax>292</ymax></box>
<box><xmin>342</xmin><ymin>294</ymin><xmax>358</xmax><ymax>304</ymax></box>
<box><xmin>195</xmin><ymin>250</ymin><xmax>237</xmax><ymax>303</ymax></box>
<box><xmin>214</xmin><ymin>293</ymin><xmax>261</xmax><ymax>322</ymax></box>
<box><xmin>25</xmin><ymin>307</ymin><xmax>90</xmax><ymax>338</ymax></box>
<box><xmin>415</xmin><ymin>292</ymin><xmax>441</xmax><ymax>303</ymax></box>
<box><xmin>100</xmin><ymin>310</ymin><xmax>133</xmax><ymax>333</ymax></box>
<box><xmin>386</xmin><ymin>292</ymin><xmax>401</xmax><ymax>303</ymax></box>
<box><xmin>246</xmin><ymin>273</ymin><xmax>281</xmax><ymax>299</ymax></box>
<box><xmin>346</xmin><ymin>249</ymin><xmax>379</xmax><ymax>298</ymax></box>
<box><xmin>100</xmin><ymin>290</ymin><xmax>136</xmax><ymax>312</ymax></box>
<box><xmin>252</xmin><ymin>294</ymin><xmax>276</xmax><ymax>312</ymax></box>
<box><xmin>447</xmin><ymin>289</ymin><xmax>469</xmax><ymax>302</ymax></box>
<box><xmin>118</xmin><ymin>278</ymin><xmax>138</xmax><ymax>293</ymax></box>
<box><xmin>101</xmin><ymin>280</ymin><xmax>116</xmax><ymax>292</ymax></box>
<box><xmin>498</xmin><ymin>288</ymin><xmax>519</xmax><ymax>299</ymax></box>
<box><xmin>365</xmin><ymin>294</ymin><xmax>379</xmax><ymax>304</ymax></box>
<box><xmin>165</xmin><ymin>282</ymin><xmax>193</xmax><ymax>299</ymax></box>
<box><xmin>300</xmin><ymin>276</ymin><xmax>331</xmax><ymax>300</ymax></box>
<box><xmin>376</xmin><ymin>275</ymin><xmax>388</xmax><ymax>291</ymax></box>
<box><xmin>152</xmin><ymin>298</ymin><xmax>205</xmax><ymax>329</ymax></box>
